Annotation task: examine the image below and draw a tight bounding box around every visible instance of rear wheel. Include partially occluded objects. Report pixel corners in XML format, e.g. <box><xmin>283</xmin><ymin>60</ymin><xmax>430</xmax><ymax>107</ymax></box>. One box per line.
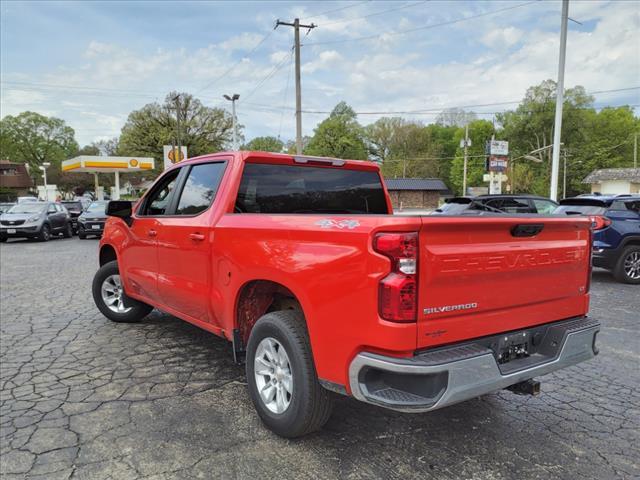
<box><xmin>614</xmin><ymin>246</ymin><xmax>640</xmax><ymax>284</ymax></box>
<box><xmin>246</xmin><ymin>310</ymin><xmax>333</xmax><ymax>438</ymax></box>
<box><xmin>38</xmin><ymin>224</ymin><xmax>51</xmax><ymax>242</ymax></box>
<box><xmin>92</xmin><ymin>260</ymin><xmax>153</xmax><ymax>322</ymax></box>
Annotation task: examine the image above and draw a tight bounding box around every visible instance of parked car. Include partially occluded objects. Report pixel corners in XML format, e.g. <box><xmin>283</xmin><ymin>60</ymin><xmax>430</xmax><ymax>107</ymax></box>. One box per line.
<box><xmin>92</xmin><ymin>151</ymin><xmax>599</xmax><ymax>438</ymax></box>
<box><xmin>17</xmin><ymin>196</ymin><xmax>38</xmax><ymax>204</ymax></box>
<box><xmin>554</xmin><ymin>195</ymin><xmax>640</xmax><ymax>283</ymax></box>
<box><xmin>0</xmin><ymin>201</ymin><xmax>72</xmax><ymax>242</ymax></box>
<box><xmin>0</xmin><ymin>202</ymin><xmax>15</xmax><ymax>214</ymax></box>
<box><xmin>61</xmin><ymin>200</ymin><xmax>84</xmax><ymax>234</ymax></box>
<box><xmin>432</xmin><ymin>195</ymin><xmax>558</xmax><ymax>215</ymax></box>
<box><xmin>77</xmin><ymin>201</ymin><xmax>109</xmax><ymax>239</ymax></box>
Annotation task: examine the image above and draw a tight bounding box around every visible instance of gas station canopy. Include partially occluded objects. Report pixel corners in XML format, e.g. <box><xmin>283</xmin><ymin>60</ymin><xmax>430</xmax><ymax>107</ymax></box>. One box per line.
<box><xmin>62</xmin><ymin>156</ymin><xmax>155</xmax><ymax>200</ymax></box>
<box><xmin>62</xmin><ymin>156</ymin><xmax>154</xmax><ymax>173</ymax></box>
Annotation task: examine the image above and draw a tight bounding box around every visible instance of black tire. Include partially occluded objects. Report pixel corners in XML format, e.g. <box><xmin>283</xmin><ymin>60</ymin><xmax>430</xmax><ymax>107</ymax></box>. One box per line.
<box><xmin>0</xmin><ymin>237</ymin><xmax>6</xmax><ymax>243</ymax></box>
<box><xmin>246</xmin><ymin>310</ymin><xmax>333</xmax><ymax>438</ymax></box>
<box><xmin>38</xmin><ymin>224</ymin><xmax>51</xmax><ymax>242</ymax></box>
<box><xmin>613</xmin><ymin>245</ymin><xmax>640</xmax><ymax>284</ymax></box>
<box><xmin>62</xmin><ymin>222</ymin><xmax>73</xmax><ymax>238</ymax></box>
<box><xmin>92</xmin><ymin>260</ymin><xmax>153</xmax><ymax>322</ymax></box>
<box><xmin>78</xmin><ymin>228</ymin><xmax>86</xmax><ymax>239</ymax></box>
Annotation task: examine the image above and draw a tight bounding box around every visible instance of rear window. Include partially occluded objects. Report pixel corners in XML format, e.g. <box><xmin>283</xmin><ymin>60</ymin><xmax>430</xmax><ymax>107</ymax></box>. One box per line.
<box><xmin>235</xmin><ymin>163</ymin><xmax>388</xmax><ymax>214</ymax></box>
<box><xmin>62</xmin><ymin>202</ymin><xmax>82</xmax><ymax>211</ymax></box>
<box><xmin>554</xmin><ymin>204</ymin><xmax>607</xmax><ymax>215</ymax></box>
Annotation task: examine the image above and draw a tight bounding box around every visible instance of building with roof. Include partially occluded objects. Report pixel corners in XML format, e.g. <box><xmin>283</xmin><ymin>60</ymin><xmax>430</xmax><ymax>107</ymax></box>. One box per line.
<box><xmin>384</xmin><ymin>178</ymin><xmax>451</xmax><ymax>212</ymax></box>
<box><xmin>583</xmin><ymin>168</ymin><xmax>640</xmax><ymax>195</ymax></box>
<box><xmin>0</xmin><ymin>160</ymin><xmax>33</xmax><ymax>200</ymax></box>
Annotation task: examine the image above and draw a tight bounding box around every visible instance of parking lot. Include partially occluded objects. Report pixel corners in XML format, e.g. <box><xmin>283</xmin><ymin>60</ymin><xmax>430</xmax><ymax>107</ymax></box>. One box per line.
<box><xmin>0</xmin><ymin>237</ymin><xmax>638</xmax><ymax>480</ymax></box>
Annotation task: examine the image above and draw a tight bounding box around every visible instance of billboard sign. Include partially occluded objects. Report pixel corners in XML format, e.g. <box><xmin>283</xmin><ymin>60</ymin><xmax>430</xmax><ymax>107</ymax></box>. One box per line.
<box><xmin>163</xmin><ymin>146</ymin><xmax>187</xmax><ymax>170</ymax></box>
<box><xmin>489</xmin><ymin>140</ymin><xmax>509</xmax><ymax>156</ymax></box>
<box><xmin>488</xmin><ymin>156</ymin><xmax>508</xmax><ymax>173</ymax></box>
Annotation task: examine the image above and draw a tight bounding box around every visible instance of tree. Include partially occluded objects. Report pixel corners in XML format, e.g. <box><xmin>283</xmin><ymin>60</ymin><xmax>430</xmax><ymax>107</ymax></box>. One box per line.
<box><xmin>118</xmin><ymin>92</ymin><xmax>235</xmax><ymax>172</ymax></box>
<box><xmin>242</xmin><ymin>136</ymin><xmax>284</xmax><ymax>153</ymax></box>
<box><xmin>304</xmin><ymin>101</ymin><xmax>368</xmax><ymax>160</ymax></box>
<box><xmin>436</xmin><ymin>108</ymin><xmax>477</xmax><ymax>128</ymax></box>
<box><xmin>449</xmin><ymin>120</ymin><xmax>495</xmax><ymax>195</ymax></box>
<box><xmin>0</xmin><ymin>112</ymin><xmax>78</xmax><ymax>177</ymax></box>
<box><xmin>93</xmin><ymin>137</ymin><xmax>120</xmax><ymax>156</ymax></box>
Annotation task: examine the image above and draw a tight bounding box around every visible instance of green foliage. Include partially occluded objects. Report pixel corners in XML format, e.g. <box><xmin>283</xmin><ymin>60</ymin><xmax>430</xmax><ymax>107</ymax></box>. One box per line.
<box><xmin>242</xmin><ymin>136</ymin><xmax>284</xmax><ymax>153</ymax></box>
<box><xmin>449</xmin><ymin>120</ymin><xmax>496</xmax><ymax>195</ymax></box>
<box><xmin>0</xmin><ymin>111</ymin><xmax>78</xmax><ymax>176</ymax></box>
<box><xmin>304</xmin><ymin>101</ymin><xmax>368</xmax><ymax>160</ymax></box>
<box><xmin>118</xmin><ymin>92</ymin><xmax>235</xmax><ymax>172</ymax></box>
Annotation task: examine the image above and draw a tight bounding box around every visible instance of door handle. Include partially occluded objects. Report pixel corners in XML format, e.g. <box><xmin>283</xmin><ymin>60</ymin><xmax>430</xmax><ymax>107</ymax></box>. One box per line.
<box><xmin>189</xmin><ymin>232</ymin><xmax>205</xmax><ymax>241</ymax></box>
<box><xmin>148</xmin><ymin>229</ymin><xmax>157</xmax><ymax>237</ymax></box>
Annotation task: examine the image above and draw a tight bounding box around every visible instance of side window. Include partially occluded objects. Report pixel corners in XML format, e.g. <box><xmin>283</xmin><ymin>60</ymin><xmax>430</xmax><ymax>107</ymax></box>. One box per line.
<box><xmin>532</xmin><ymin>199</ymin><xmax>556</xmax><ymax>214</ymax></box>
<box><xmin>499</xmin><ymin>198</ymin><xmax>532</xmax><ymax>213</ymax></box>
<box><xmin>175</xmin><ymin>162</ymin><xmax>226</xmax><ymax>215</ymax></box>
<box><xmin>47</xmin><ymin>204</ymin><xmax>56</xmax><ymax>214</ymax></box>
<box><xmin>140</xmin><ymin>169</ymin><xmax>180</xmax><ymax>216</ymax></box>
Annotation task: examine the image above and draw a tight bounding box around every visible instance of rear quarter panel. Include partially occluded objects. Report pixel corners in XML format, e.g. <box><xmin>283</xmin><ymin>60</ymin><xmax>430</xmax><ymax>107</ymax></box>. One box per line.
<box><xmin>213</xmin><ymin>214</ymin><xmax>421</xmax><ymax>386</ymax></box>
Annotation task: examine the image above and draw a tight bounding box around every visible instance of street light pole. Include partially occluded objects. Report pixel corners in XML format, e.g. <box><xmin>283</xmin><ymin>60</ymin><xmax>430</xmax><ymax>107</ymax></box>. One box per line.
<box><xmin>39</xmin><ymin>162</ymin><xmax>50</xmax><ymax>200</ymax></box>
<box><xmin>223</xmin><ymin>94</ymin><xmax>240</xmax><ymax>150</ymax></box>
<box><xmin>550</xmin><ymin>0</ymin><xmax>569</xmax><ymax>201</ymax></box>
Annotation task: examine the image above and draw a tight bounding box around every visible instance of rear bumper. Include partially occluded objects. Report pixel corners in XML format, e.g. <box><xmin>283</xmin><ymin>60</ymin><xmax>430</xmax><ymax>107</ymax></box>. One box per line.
<box><xmin>592</xmin><ymin>246</ymin><xmax>618</xmax><ymax>269</ymax></box>
<box><xmin>348</xmin><ymin>316</ymin><xmax>600</xmax><ymax>413</ymax></box>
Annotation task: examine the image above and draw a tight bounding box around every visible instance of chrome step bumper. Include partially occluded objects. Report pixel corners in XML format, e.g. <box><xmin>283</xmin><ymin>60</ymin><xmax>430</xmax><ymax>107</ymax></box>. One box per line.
<box><xmin>348</xmin><ymin>317</ymin><xmax>600</xmax><ymax>412</ymax></box>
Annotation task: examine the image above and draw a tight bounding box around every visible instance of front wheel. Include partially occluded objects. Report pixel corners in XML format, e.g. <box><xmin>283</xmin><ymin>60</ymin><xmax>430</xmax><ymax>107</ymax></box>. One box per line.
<box><xmin>63</xmin><ymin>223</ymin><xmax>73</xmax><ymax>238</ymax></box>
<box><xmin>614</xmin><ymin>246</ymin><xmax>640</xmax><ymax>284</ymax></box>
<box><xmin>92</xmin><ymin>260</ymin><xmax>153</xmax><ymax>322</ymax></box>
<box><xmin>246</xmin><ymin>310</ymin><xmax>333</xmax><ymax>438</ymax></box>
<box><xmin>38</xmin><ymin>224</ymin><xmax>51</xmax><ymax>242</ymax></box>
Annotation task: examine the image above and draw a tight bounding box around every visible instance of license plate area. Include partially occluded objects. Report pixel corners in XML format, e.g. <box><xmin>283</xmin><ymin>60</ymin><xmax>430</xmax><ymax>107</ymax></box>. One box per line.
<box><xmin>496</xmin><ymin>331</ymin><xmax>530</xmax><ymax>364</ymax></box>
<box><xmin>7</xmin><ymin>229</ymin><xmax>16</xmax><ymax>234</ymax></box>
<box><xmin>91</xmin><ymin>225</ymin><xmax>100</xmax><ymax>230</ymax></box>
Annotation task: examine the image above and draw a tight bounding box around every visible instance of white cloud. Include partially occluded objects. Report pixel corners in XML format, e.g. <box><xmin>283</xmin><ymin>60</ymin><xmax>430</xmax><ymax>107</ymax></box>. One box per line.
<box><xmin>302</xmin><ymin>50</ymin><xmax>343</xmax><ymax>73</ymax></box>
<box><xmin>481</xmin><ymin>27</ymin><xmax>523</xmax><ymax>49</ymax></box>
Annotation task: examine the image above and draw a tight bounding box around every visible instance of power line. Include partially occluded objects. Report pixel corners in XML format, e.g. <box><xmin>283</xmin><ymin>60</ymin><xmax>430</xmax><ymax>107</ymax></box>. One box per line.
<box><xmin>241</xmin><ymin>47</ymin><xmax>294</xmax><ymax>102</ymax></box>
<box><xmin>305</xmin><ymin>1</ymin><xmax>539</xmax><ymax>46</ymax></box>
<box><xmin>319</xmin><ymin>1</ymin><xmax>429</xmax><ymax>27</ymax></box>
<box><xmin>194</xmin><ymin>30</ymin><xmax>274</xmax><ymax>95</ymax></box>
<box><xmin>306</xmin><ymin>0</ymin><xmax>371</xmax><ymax>20</ymax></box>
<box><xmin>278</xmin><ymin>56</ymin><xmax>295</xmax><ymax>140</ymax></box>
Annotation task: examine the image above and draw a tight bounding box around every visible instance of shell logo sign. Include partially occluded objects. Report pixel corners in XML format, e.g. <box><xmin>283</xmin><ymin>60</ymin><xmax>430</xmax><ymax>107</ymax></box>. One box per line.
<box><xmin>163</xmin><ymin>146</ymin><xmax>187</xmax><ymax>170</ymax></box>
<box><xmin>129</xmin><ymin>159</ymin><xmax>139</xmax><ymax>167</ymax></box>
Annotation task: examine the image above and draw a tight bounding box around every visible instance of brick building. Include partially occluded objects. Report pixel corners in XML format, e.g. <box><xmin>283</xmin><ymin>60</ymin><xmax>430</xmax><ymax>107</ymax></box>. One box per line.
<box><xmin>384</xmin><ymin>178</ymin><xmax>451</xmax><ymax>212</ymax></box>
<box><xmin>0</xmin><ymin>160</ymin><xmax>33</xmax><ymax>200</ymax></box>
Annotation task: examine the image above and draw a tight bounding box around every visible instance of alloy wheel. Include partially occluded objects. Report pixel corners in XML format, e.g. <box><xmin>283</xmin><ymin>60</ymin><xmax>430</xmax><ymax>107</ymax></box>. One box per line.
<box><xmin>100</xmin><ymin>274</ymin><xmax>132</xmax><ymax>314</ymax></box>
<box><xmin>624</xmin><ymin>251</ymin><xmax>640</xmax><ymax>280</ymax></box>
<box><xmin>254</xmin><ymin>337</ymin><xmax>293</xmax><ymax>414</ymax></box>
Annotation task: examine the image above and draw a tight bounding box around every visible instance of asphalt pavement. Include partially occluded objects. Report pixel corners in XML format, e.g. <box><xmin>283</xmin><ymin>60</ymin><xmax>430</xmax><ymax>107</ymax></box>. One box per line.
<box><xmin>1</xmin><ymin>237</ymin><xmax>638</xmax><ymax>479</ymax></box>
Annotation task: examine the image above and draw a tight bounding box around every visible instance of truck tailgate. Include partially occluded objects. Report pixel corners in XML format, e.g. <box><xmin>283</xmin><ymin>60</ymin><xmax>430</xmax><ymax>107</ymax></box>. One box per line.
<box><xmin>417</xmin><ymin>216</ymin><xmax>591</xmax><ymax>349</ymax></box>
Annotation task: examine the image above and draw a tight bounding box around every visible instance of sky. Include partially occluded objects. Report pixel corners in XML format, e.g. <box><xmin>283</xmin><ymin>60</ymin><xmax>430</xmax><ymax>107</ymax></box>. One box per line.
<box><xmin>1</xmin><ymin>0</ymin><xmax>639</xmax><ymax>147</ymax></box>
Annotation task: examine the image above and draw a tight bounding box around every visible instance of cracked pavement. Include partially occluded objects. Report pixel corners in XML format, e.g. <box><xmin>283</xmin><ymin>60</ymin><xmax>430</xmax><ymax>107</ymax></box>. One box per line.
<box><xmin>1</xmin><ymin>237</ymin><xmax>639</xmax><ymax>479</ymax></box>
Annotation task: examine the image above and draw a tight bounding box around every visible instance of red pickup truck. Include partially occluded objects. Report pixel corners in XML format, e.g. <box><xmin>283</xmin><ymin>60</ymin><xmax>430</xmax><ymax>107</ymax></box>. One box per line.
<box><xmin>93</xmin><ymin>151</ymin><xmax>600</xmax><ymax>437</ymax></box>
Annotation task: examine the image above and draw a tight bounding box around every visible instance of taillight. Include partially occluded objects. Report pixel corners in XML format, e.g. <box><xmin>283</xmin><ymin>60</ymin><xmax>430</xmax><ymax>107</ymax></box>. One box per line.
<box><xmin>374</xmin><ymin>232</ymin><xmax>418</xmax><ymax>322</ymax></box>
<box><xmin>589</xmin><ymin>215</ymin><xmax>611</xmax><ymax>230</ymax></box>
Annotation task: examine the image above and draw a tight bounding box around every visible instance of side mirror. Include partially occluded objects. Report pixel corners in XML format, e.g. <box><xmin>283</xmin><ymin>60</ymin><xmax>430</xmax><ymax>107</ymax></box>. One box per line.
<box><xmin>106</xmin><ymin>201</ymin><xmax>133</xmax><ymax>226</ymax></box>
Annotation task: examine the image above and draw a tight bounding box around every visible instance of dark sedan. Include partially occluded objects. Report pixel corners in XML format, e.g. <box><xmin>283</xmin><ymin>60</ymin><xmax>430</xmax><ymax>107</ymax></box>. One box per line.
<box><xmin>61</xmin><ymin>200</ymin><xmax>84</xmax><ymax>234</ymax></box>
<box><xmin>78</xmin><ymin>201</ymin><xmax>109</xmax><ymax>239</ymax></box>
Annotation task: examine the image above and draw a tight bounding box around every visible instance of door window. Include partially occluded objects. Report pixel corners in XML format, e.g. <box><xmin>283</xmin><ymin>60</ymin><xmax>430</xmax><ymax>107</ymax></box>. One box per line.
<box><xmin>47</xmin><ymin>204</ymin><xmax>56</xmax><ymax>214</ymax></box>
<box><xmin>174</xmin><ymin>162</ymin><xmax>226</xmax><ymax>215</ymax></box>
<box><xmin>532</xmin><ymin>199</ymin><xmax>557</xmax><ymax>214</ymax></box>
<box><xmin>498</xmin><ymin>198</ymin><xmax>533</xmax><ymax>213</ymax></box>
<box><xmin>140</xmin><ymin>169</ymin><xmax>180</xmax><ymax>216</ymax></box>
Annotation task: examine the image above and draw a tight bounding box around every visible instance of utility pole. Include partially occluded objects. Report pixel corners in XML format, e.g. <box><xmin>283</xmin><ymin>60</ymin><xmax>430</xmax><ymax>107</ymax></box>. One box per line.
<box><xmin>275</xmin><ymin>18</ymin><xmax>317</xmax><ymax>154</ymax></box>
<box><xmin>462</xmin><ymin>124</ymin><xmax>470</xmax><ymax>195</ymax></box>
<box><xmin>563</xmin><ymin>149</ymin><xmax>567</xmax><ymax>200</ymax></box>
<box><xmin>223</xmin><ymin>94</ymin><xmax>240</xmax><ymax>150</ymax></box>
<box><xmin>550</xmin><ymin>0</ymin><xmax>569</xmax><ymax>201</ymax></box>
<box><xmin>634</xmin><ymin>132</ymin><xmax>638</xmax><ymax>168</ymax></box>
<box><xmin>172</xmin><ymin>94</ymin><xmax>182</xmax><ymax>157</ymax></box>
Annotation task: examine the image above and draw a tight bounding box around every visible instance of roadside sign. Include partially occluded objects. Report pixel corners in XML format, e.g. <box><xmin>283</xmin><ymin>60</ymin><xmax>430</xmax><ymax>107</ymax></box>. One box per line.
<box><xmin>163</xmin><ymin>146</ymin><xmax>187</xmax><ymax>170</ymax></box>
<box><xmin>488</xmin><ymin>156</ymin><xmax>508</xmax><ymax>172</ymax></box>
<box><xmin>489</xmin><ymin>140</ymin><xmax>509</xmax><ymax>156</ymax></box>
